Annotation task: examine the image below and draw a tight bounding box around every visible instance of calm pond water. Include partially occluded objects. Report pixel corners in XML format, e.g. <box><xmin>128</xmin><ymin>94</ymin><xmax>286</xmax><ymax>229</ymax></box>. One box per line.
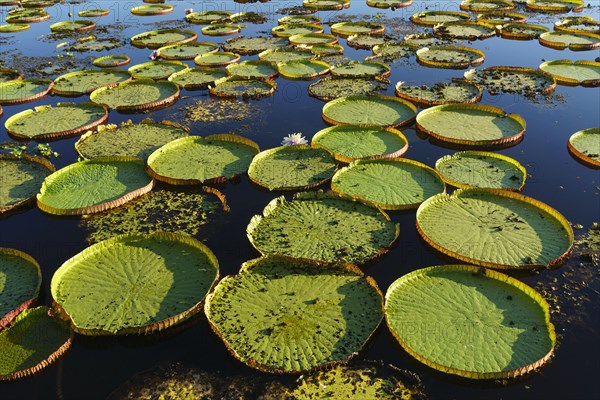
<box><xmin>1</xmin><ymin>0</ymin><xmax>599</xmax><ymax>399</ymax></box>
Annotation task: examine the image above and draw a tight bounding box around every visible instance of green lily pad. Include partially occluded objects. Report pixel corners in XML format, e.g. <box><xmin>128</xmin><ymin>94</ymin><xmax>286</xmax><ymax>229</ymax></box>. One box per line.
<box><xmin>435</xmin><ymin>151</ymin><xmax>527</xmax><ymax>190</ymax></box>
<box><xmin>539</xmin><ymin>31</ymin><xmax>600</xmax><ymax>51</ymax></box>
<box><xmin>278</xmin><ymin>15</ymin><xmax>321</xmax><ymax>25</ymax></box>
<box><xmin>303</xmin><ymin>0</ymin><xmax>350</xmax><ymax>10</ymax></box>
<box><xmin>92</xmin><ymin>54</ymin><xmax>130</xmax><ymax>67</ymax></box>
<box><xmin>330</xmin><ymin>21</ymin><xmax>385</xmax><ymax>37</ymax></box>
<box><xmin>416</xmin><ymin>46</ymin><xmax>485</xmax><ymax>69</ymax></box>
<box><xmin>258</xmin><ymin>46</ymin><xmax>314</xmax><ymax>63</ymax></box>
<box><xmin>90</xmin><ymin>80</ymin><xmax>180</xmax><ymax>111</ymax></box>
<box><xmin>463</xmin><ymin>66</ymin><xmax>556</xmax><ymax>94</ymax></box>
<box><xmin>186</xmin><ymin>11</ymin><xmax>231</xmax><ymax>24</ymax></box>
<box><xmin>248</xmin><ymin>145</ymin><xmax>337</xmax><ymax>190</ymax></box>
<box><xmin>272</xmin><ymin>23</ymin><xmax>323</xmax><ymax>38</ymax></box>
<box><xmin>205</xmin><ymin>255</ymin><xmax>383</xmax><ymax>373</ymax></box>
<box><xmin>277</xmin><ymin>60</ymin><xmax>330</xmax><ymax>79</ymax></box>
<box><xmin>0</xmin><ymin>248</ymin><xmax>41</xmax><ymax>328</ymax></box>
<box><xmin>75</xmin><ymin>119</ymin><xmax>189</xmax><ymax>160</ymax></box>
<box><xmin>0</xmin><ymin>24</ymin><xmax>30</xmax><ymax>33</ymax></box>
<box><xmin>221</xmin><ymin>36</ymin><xmax>288</xmax><ymax>55</ymax></box>
<box><xmin>168</xmin><ymin>67</ymin><xmax>228</xmax><ymax>90</ymax></box>
<box><xmin>229</xmin><ymin>11</ymin><xmax>268</xmax><ymax>24</ymax></box>
<box><xmin>226</xmin><ymin>60</ymin><xmax>278</xmax><ymax>79</ymax></box>
<box><xmin>460</xmin><ymin>0</ymin><xmax>515</xmax><ymax>12</ymax></box>
<box><xmin>131</xmin><ymin>29</ymin><xmax>198</xmax><ymax>49</ymax></box>
<box><xmin>476</xmin><ymin>12</ymin><xmax>526</xmax><ymax>25</ymax></box>
<box><xmin>69</xmin><ymin>38</ymin><xmax>122</xmax><ymax>53</ymax></box>
<box><xmin>411</xmin><ymin>11</ymin><xmax>471</xmax><ymax>26</ymax></box>
<box><xmin>37</xmin><ymin>157</ymin><xmax>154</xmax><ymax>216</ymax></box>
<box><xmin>416</xmin><ymin>188</ymin><xmax>573</xmax><ymax>268</ymax></box>
<box><xmin>157</xmin><ymin>42</ymin><xmax>218</xmax><ymax>60</ymax></box>
<box><xmin>247</xmin><ymin>191</ymin><xmax>399</xmax><ymax>264</ymax></box>
<box><xmin>0</xmin><ymin>79</ymin><xmax>52</xmax><ymax>104</ymax></box>
<box><xmin>433</xmin><ymin>21</ymin><xmax>496</xmax><ymax>40</ymax></box>
<box><xmin>147</xmin><ymin>135</ymin><xmax>260</xmax><ymax>185</ymax></box>
<box><xmin>538</xmin><ymin>59</ymin><xmax>600</xmax><ymax>86</ymax></box>
<box><xmin>332</xmin><ymin>159</ymin><xmax>445</xmax><ymax>210</ymax></box>
<box><xmin>130</xmin><ymin>4</ymin><xmax>173</xmax><ymax>16</ymax></box>
<box><xmin>308</xmin><ymin>43</ymin><xmax>345</xmax><ymax>55</ymax></box>
<box><xmin>209</xmin><ymin>76</ymin><xmax>277</xmax><ymax>98</ymax></box>
<box><xmin>555</xmin><ymin>17</ymin><xmax>600</xmax><ymax>34</ymax></box>
<box><xmin>52</xmin><ymin>69</ymin><xmax>131</xmax><ymax>96</ymax></box>
<box><xmin>78</xmin><ymin>9</ymin><xmax>110</xmax><ymax>18</ymax></box>
<box><xmin>497</xmin><ymin>23</ymin><xmax>549</xmax><ymax>40</ymax></box>
<box><xmin>322</xmin><ymin>95</ymin><xmax>417</xmax><ymax>128</ymax></box>
<box><xmin>194</xmin><ymin>52</ymin><xmax>240</xmax><ymax>67</ymax></box>
<box><xmin>51</xmin><ymin>233</ymin><xmax>219</xmax><ymax>335</ymax></box>
<box><xmin>330</xmin><ymin>61</ymin><xmax>390</xmax><ymax>78</ymax></box>
<box><xmin>5</xmin><ymin>8</ymin><xmax>50</xmax><ymax>24</ymax></box>
<box><xmin>347</xmin><ymin>34</ymin><xmax>388</xmax><ymax>49</ymax></box>
<box><xmin>309</xmin><ymin>77</ymin><xmax>386</xmax><ymax>101</ymax></box>
<box><xmin>371</xmin><ymin>43</ymin><xmax>412</xmax><ymax>60</ymax></box>
<box><xmin>385</xmin><ymin>265</ymin><xmax>556</xmax><ymax>378</ymax></box>
<box><xmin>366</xmin><ymin>0</ymin><xmax>413</xmax><ymax>8</ymax></box>
<box><xmin>201</xmin><ymin>24</ymin><xmax>242</xmax><ymax>37</ymax></box>
<box><xmin>5</xmin><ymin>102</ymin><xmax>108</xmax><ymax>141</ymax></box>
<box><xmin>568</xmin><ymin>128</ymin><xmax>600</xmax><ymax>167</ymax></box>
<box><xmin>0</xmin><ymin>307</ymin><xmax>72</xmax><ymax>381</ymax></box>
<box><xmin>49</xmin><ymin>20</ymin><xmax>95</xmax><ymax>32</ymax></box>
<box><xmin>289</xmin><ymin>33</ymin><xmax>338</xmax><ymax>45</ymax></box>
<box><xmin>312</xmin><ymin>125</ymin><xmax>408</xmax><ymax>163</ymax></box>
<box><xmin>395</xmin><ymin>79</ymin><xmax>482</xmax><ymax>106</ymax></box>
<box><xmin>401</xmin><ymin>33</ymin><xmax>437</xmax><ymax>49</ymax></box>
<box><xmin>128</xmin><ymin>61</ymin><xmax>188</xmax><ymax>80</ymax></box>
<box><xmin>0</xmin><ymin>155</ymin><xmax>54</xmax><ymax>215</ymax></box>
<box><xmin>525</xmin><ymin>0</ymin><xmax>584</xmax><ymax>13</ymax></box>
<box><xmin>416</xmin><ymin>104</ymin><xmax>525</xmax><ymax>147</ymax></box>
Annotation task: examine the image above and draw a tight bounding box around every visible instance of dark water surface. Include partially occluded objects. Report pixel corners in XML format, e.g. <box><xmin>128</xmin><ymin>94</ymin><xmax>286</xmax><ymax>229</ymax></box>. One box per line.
<box><xmin>1</xmin><ymin>0</ymin><xmax>599</xmax><ymax>399</ymax></box>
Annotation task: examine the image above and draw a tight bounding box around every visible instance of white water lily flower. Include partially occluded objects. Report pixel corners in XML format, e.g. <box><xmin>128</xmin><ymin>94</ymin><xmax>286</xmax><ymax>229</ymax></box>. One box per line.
<box><xmin>185</xmin><ymin>8</ymin><xmax>194</xmax><ymax>15</ymax></box>
<box><xmin>281</xmin><ymin>133</ymin><xmax>308</xmax><ymax>146</ymax></box>
<box><xmin>149</xmin><ymin>50</ymin><xmax>160</xmax><ymax>60</ymax></box>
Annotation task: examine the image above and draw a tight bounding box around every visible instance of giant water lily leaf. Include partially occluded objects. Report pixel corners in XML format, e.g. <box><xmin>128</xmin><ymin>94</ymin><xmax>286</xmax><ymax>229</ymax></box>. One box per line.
<box><xmin>497</xmin><ymin>23</ymin><xmax>549</xmax><ymax>40</ymax></box>
<box><xmin>308</xmin><ymin>43</ymin><xmax>345</xmax><ymax>55</ymax></box>
<box><xmin>186</xmin><ymin>11</ymin><xmax>232</xmax><ymax>24</ymax></box>
<box><xmin>395</xmin><ymin>80</ymin><xmax>482</xmax><ymax>106</ymax></box>
<box><xmin>0</xmin><ymin>155</ymin><xmax>54</xmax><ymax>215</ymax></box>
<box><xmin>330</xmin><ymin>61</ymin><xmax>390</xmax><ymax>78</ymax></box>
<box><xmin>278</xmin><ymin>15</ymin><xmax>321</xmax><ymax>25</ymax></box>
<box><xmin>539</xmin><ymin>31</ymin><xmax>600</xmax><ymax>51</ymax></box>
<box><xmin>289</xmin><ymin>33</ymin><xmax>338</xmax><ymax>45</ymax></box>
<box><xmin>168</xmin><ymin>67</ymin><xmax>228</xmax><ymax>90</ymax></box>
<box><xmin>416</xmin><ymin>188</ymin><xmax>573</xmax><ymax>268</ymax></box>
<box><xmin>52</xmin><ymin>69</ymin><xmax>131</xmax><ymax>96</ymax></box>
<box><xmin>92</xmin><ymin>54</ymin><xmax>130</xmax><ymax>68</ymax></box>
<box><xmin>538</xmin><ymin>59</ymin><xmax>600</xmax><ymax>86</ymax></box>
<box><xmin>51</xmin><ymin>233</ymin><xmax>219</xmax><ymax>335</ymax></box>
<box><xmin>226</xmin><ymin>60</ymin><xmax>278</xmax><ymax>79</ymax></box>
<box><xmin>416</xmin><ymin>46</ymin><xmax>485</xmax><ymax>69</ymax></box>
<box><xmin>209</xmin><ymin>77</ymin><xmax>276</xmax><ymax>98</ymax></box>
<box><xmin>568</xmin><ymin>128</ymin><xmax>600</xmax><ymax>167</ymax></box>
<box><xmin>330</xmin><ymin>21</ymin><xmax>384</xmax><ymax>37</ymax></box>
<box><xmin>463</xmin><ymin>67</ymin><xmax>556</xmax><ymax>95</ymax></box>
<box><xmin>0</xmin><ymin>23</ymin><xmax>30</xmax><ymax>33</ymax></box>
<box><xmin>332</xmin><ymin>159</ymin><xmax>445</xmax><ymax>210</ymax></box>
<box><xmin>247</xmin><ymin>191</ymin><xmax>398</xmax><ymax>264</ymax></box>
<box><xmin>309</xmin><ymin>77</ymin><xmax>386</xmax><ymax>101</ymax></box>
<box><xmin>90</xmin><ymin>80</ymin><xmax>180</xmax><ymax>111</ymax></box>
<box><xmin>416</xmin><ymin>104</ymin><xmax>525</xmax><ymax>147</ymax></box>
<box><xmin>78</xmin><ymin>9</ymin><xmax>109</xmax><ymax>18</ymax></box>
<box><xmin>277</xmin><ymin>60</ymin><xmax>330</xmax><ymax>79</ymax></box>
<box><xmin>49</xmin><ymin>20</ymin><xmax>95</xmax><ymax>32</ymax></box>
<box><xmin>322</xmin><ymin>95</ymin><xmax>417</xmax><ymax>128</ymax></box>
<box><xmin>0</xmin><ymin>79</ymin><xmax>52</xmax><ymax>104</ymax></box>
<box><xmin>411</xmin><ymin>11</ymin><xmax>471</xmax><ymax>26</ymax></box>
<box><xmin>81</xmin><ymin>188</ymin><xmax>227</xmax><ymax>243</ymax></box>
<box><xmin>347</xmin><ymin>34</ymin><xmax>388</xmax><ymax>49</ymax></box>
<box><xmin>130</xmin><ymin>4</ymin><xmax>173</xmax><ymax>16</ymax></box>
<box><xmin>157</xmin><ymin>42</ymin><xmax>218</xmax><ymax>60</ymax></box>
<box><xmin>128</xmin><ymin>61</ymin><xmax>188</xmax><ymax>80</ymax></box>
<box><xmin>5</xmin><ymin>8</ymin><xmax>50</xmax><ymax>24</ymax></box>
<box><xmin>385</xmin><ymin>265</ymin><xmax>556</xmax><ymax>379</ymax></box>
<box><xmin>75</xmin><ymin>119</ymin><xmax>189</xmax><ymax>160</ymax></box>
<box><xmin>131</xmin><ymin>29</ymin><xmax>198</xmax><ymax>49</ymax></box>
<box><xmin>221</xmin><ymin>36</ymin><xmax>287</xmax><ymax>55</ymax></box>
<box><xmin>433</xmin><ymin>21</ymin><xmax>496</xmax><ymax>40</ymax></box>
<box><xmin>147</xmin><ymin>135</ymin><xmax>260</xmax><ymax>185</ymax></box>
<box><xmin>303</xmin><ymin>0</ymin><xmax>350</xmax><ymax>10</ymax></box>
<box><xmin>272</xmin><ymin>23</ymin><xmax>323</xmax><ymax>38</ymax></box>
<box><xmin>460</xmin><ymin>0</ymin><xmax>515</xmax><ymax>12</ymax></box>
<box><xmin>201</xmin><ymin>24</ymin><xmax>241</xmax><ymax>37</ymax></box>
<box><xmin>371</xmin><ymin>43</ymin><xmax>412</xmax><ymax>60</ymax></box>
<box><xmin>205</xmin><ymin>255</ymin><xmax>383</xmax><ymax>373</ymax></box>
<box><xmin>194</xmin><ymin>52</ymin><xmax>240</xmax><ymax>67</ymax></box>
<box><xmin>0</xmin><ymin>307</ymin><xmax>72</xmax><ymax>380</ymax></box>
<box><xmin>555</xmin><ymin>17</ymin><xmax>600</xmax><ymax>34</ymax></box>
<box><xmin>435</xmin><ymin>151</ymin><xmax>526</xmax><ymax>190</ymax></box>
<box><xmin>37</xmin><ymin>157</ymin><xmax>154</xmax><ymax>216</ymax></box>
<box><xmin>5</xmin><ymin>102</ymin><xmax>108</xmax><ymax>141</ymax></box>
<box><xmin>366</xmin><ymin>0</ymin><xmax>413</xmax><ymax>8</ymax></box>
<box><xmin>312</xmin><ymin>125</ymin><xmax>408</xmax><ymax>163</ymax></box>
<box><xmin>248</xmin><ymin>145</ymin><xmax>337</xmax><ymax>190</ymax></box>
<box><xmin>258</xmin><ymin>46</ymin><xmax>314</xmax><ymax>63</ymax></box>
<box><xmin>525</xmin><ymin>0</ymin><xmax>584</xmax><ymax>12</ymax></box>
<box><xmin>0</xmin><ymin>248</ymin><xmax>41</xmax><ymax>328</ymax></box>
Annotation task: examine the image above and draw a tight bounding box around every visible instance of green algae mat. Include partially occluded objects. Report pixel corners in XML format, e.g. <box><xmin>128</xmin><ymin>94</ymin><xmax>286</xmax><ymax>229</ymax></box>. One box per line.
<box><xmin>385</xmin><ymin>265</ymin><xmax>555</xmax><ymax>379</ymax></box>
<box><xmin>322</xmin><ymin>95</ymin><xmax>417</xmax><ymax>128</ymax></box>
<box><xmin>0</xmin><ymin>248</ymin><xmax>41</xmax><ymax>328</ymax></box>
<box><xmin>416</xmin><ymin>189</ymin><xmax>573</xmax><ymax>269</ymax></box>
<box><xmin>51</xmin><ymin>233</ymin><xmax>219</xmax><ymax>335</ymax></box>
<box><xmin>205</xmin><ymin>255</ymin><xmax>383</xmax><ymax>373</ymax></box>
<box><xmin>0</xmin><ymin>155</ymin><xmax>54</xmax><ymax>215</ymax></box>
<box><xmin>52</xmin><ymin>70</ymin><xmax>131</xmax><ymax>96</ymax></box>
<box><xmin>247</xmin><ymin>191</ymin><xmax>398</xmax><ymax>264</ymax></box>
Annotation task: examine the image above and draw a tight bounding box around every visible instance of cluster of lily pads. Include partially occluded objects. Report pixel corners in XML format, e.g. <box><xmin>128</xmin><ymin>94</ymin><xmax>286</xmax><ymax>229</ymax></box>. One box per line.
<box><xmin>0</xmin><ymin>0</ymin><xmax>598</xmax><ymax>394</ymax></box>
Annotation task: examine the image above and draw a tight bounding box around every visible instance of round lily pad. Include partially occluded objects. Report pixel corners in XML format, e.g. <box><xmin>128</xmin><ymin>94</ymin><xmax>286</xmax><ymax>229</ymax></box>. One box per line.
<box><xmin>416</xmin><ymin>104</ymin><xmax>525</xmax><ymax>147</ymax></box>
<box><xmin>0</xmin><ymin>0</ymin><xmax>20</xmax><ymax>5</ymax></box>
<box><xmin>0</xmin><ymin>307</ymin><xmax>72</xmax><ymax>381</ymax></box>
<box><xmin>78</xmin><ymin>9</ymin><xmax>110</xmax><ymax>18</ymax></box>
<box><xmin>366</xmin><ymin>0</ymin><xmax>413</xmax><ymax>8</ymax></box>
<box><xmin>147</xmin><ymin>135</ymin><xmax>260</xmax><ymax>185</ymax></box>
<box><xmin>5</xmin><ymin>102</ymin><xmax>108</xmax><ymax>141</ymax></box>
<box><xmin>92</xmin><ymin>54</ymin><xmax>130</xmax><ymax>67</ymax></box>
<box><xmin>51</xmin><ymin>232</ymin><xmax>219</xmax><ymax>335</ymax></box>
<box><xmin>435</xmin><ymin>151</ymin><xmax>526</xmax><ymax>190</ymax></box>
<box><xmin>555</xmin><ymin>17</ymin><xmax>600</xmax><ymax>34</ymax></box>
<box><xmin>128</xmin><ymin>60</ymin><xmax>188</xmax><ymax>80</ymax></box>
<box><xmin>416</xmin><ymin>46</ymin><xmax>485</xmax><ymax>69</ymax></box>
<box><xmin>258</xmin><ymin>46</ymin><xmax>314</xmax><ymax>63</ymax></box>
<box><xmin>433</xmin><ymin>21</ymin><xmax>496</xmax><ymax>40</ymax></box>
<box><xmin>186</xmin><ymin>11</ymin><xmax>231</xmax><ymax>24</ymax></box>
<box><xmin>330</xmin><ymin>61</ymin><xmax>390</xmax><ymax>78</ymax></box>
<box><xmin>247</xmin><ymin>191</ymin><xmax>399</xmax><ymax>264</ymax></box>
<box><xmin>5</xmin><ymin>8</ymin><xmax>49</xmax><ymax>23</ymax></box>
<box><xmin>194</xmin><ymin>52</ymin><xmax>240</xmax><ymax>67</ymax></box>
<box><xmin>37</xmin><ymin>157</ymin><xmax>154</xmax><ymax>216</ymax></box>
<box><xmin>221</xmin><ymin>36</ymin><xmax>288</xmax><ymax>55</ymax></box>
<box><xmin>157</xmin><ymin>42</ymin><xmax>218</xmax><ymax>60</ymax></box>
<box><xmin>248</xmin><ymin>145</ymin><xmax>337</xmax><ymax>190</ymax></box>
<box><xmin>460</xmin><ymin>0</ymin><xmax>515</xmax><ymax>12</ymax></box>
<box><xmin>347</xmin><ymin>34</ymin><xmax>387</xmax><ymax>49</ymax></box>
<box><xmin>411</xmin><ymin>11</ymin><xmax>471</xmax><ymax>26</ymax></box>
<box><xmin>49</xmin><ymin>20</ymin><xmax>95</xmax><ymax>32</ymax></box>
<box><xmin>52</xmin><ymin>69</ymin><xmax>131</xmax><ymax>96</ymax></box>
<box><xmin>209</xmin><ymin>76</ymin><xmax>277</xmax><ymax>98</ymax></box>
<box><xmin>0</xmin><ymin>78</ymin><xmax>52</xmax><ymax>104</ymax></box>
<box><xmin>205</xmin><ymin>255</ymin><xmax>382</xmax><ymax>373</ymax></box>
<box><xmin>278</xmin><ymin>15</ymin><xmax>321</xmax><ymax>25</ymax></box>
<box><xmin>201</xmin><ymin>24</ymin><xmax>242</xmax><ymax>37</ymax></box>
<box><xmin>277</xmin><ymin>60</ymin><xmax>330</xmax><ymax>79</ymax></box>
<box><xmin>401</xmin><ymin>33</ymin><xmax>437</xmax><ymax>49</ymax></box>
<box><xmin>0</xmin><ymin>23</ymin><xmax>30</xmax><ymax>32</ymax></box>
<box><xmin>416</xmin><ymin>188</ymin><xmax>573</xmax><ymax>268</ymax></box>
<box><xmin>308</xmin><ymin>43</ymin><xmax>345</xmax><ymax>55</ymax></box>
<box><xmin>322</xmin><ymin>95</ymin><xmax>417</xmax><ymax>128</ymax></box>
<box><xmin>525</xmin><ymin>0</ymin><xmax>584</xmax><ymax>12</ymax></box>
<box><xmin>330</xmin><ymin>21</ymin><xmax>384</xmax><ymax>37</ymax></box>
<box><xmin>131</xmin><ymin>29</ymin><xmax>198</xmax><ymax>49</ymax></box>
<box><xmin>90</xmin><ymin>80</ymin><xmax>180</xmax><ymax>111</ymax></box>
<box><xmin>371</xmin><ymin>43</ymin><xmax>412</xmax><ymax>60</ymax></box>
<box><xmin>168</xmin><ymin>67</ymin><xmax>228</xmax><ymax>90</ymax></box>
<box><xmin>568</xmin><ymin>128</ymin><xmax>600</xmax><ymax>167</ymax></box>
<box><xmin>312</xmin><ymin>125</ymin><xmax>408</xmax><ymax>163</ymax></box>
<box><xmin>395</xmin><ymin>80</ymin><xmax>482</xmax><ymax>106</ymax></box>
<box><xmin>289</xmin><ymin>33</ymin><xmax>338</xmax><ymax>46</ymax></box>
<box><xmin>497</xmin><ymin>23</ymin><xmax>549</xmax><ymax>40</ymax></box>
<box><xmin>0</xmin><ymin>248</ymin><xmax>41</xmax><ymax>328</ymax></box>
<box><xmin>538</xmin><ymin>59</ymin><xmax>600</xmax><ymax>86</ymax></box>
<box><xmin>385</xmin><ymin>265</ymin><xmax>556</xmax><ymax>378</ymax></box>
<box><xmin>309</xmin><ymin>77</ymin><xmax>386</xmax><ymax>101</ymax></box>
<box><xmin>130</xmin><ymin>4</ymin><xmax>173</xmax><ymax>16</ymax></box>
<box><xmin>0</xmin><ymin>155</ymin><xmax>54</xmax><ymax>215</ymax></box>
<box><xmin>464</xmin><ymin>66</ymin><xmax>556</xmax><ymax>95</ymax></box>
<box><xmin>75</xmin><ymin>119</ymin><xmax>189</xmax><ymax>160</ymax></box>
<box><xmin>303</xmin><ymin>0</ymin><xmax>350</xmax><ymax>10</ymax></box>
<box><xmin>539</xmin><ymin>31</ymin><xmax>600</xmax><ymax>51</ymax></box>
<box><xmin>332</xmin><ymin>158</ymin><xmax>445</xmax><ymax>210</ymax></box>
<box><xmin>228</xmin><ymin>11</ymin><xmax>268</xmax><ymax>24</ymax></box>
<box><xmin>272</xmin><ymin>23</ymin><xmax>324</xmax><ymax>38</ymax></box>
<box><xmin>226</xmin><ymin>60</ymin><xmax>278</xmax><ymax>79</ymax></box>
<box><xmin>476</xmin><ymin>12</ymin><xmax>526</xmax><ymax>25</ymax></box>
